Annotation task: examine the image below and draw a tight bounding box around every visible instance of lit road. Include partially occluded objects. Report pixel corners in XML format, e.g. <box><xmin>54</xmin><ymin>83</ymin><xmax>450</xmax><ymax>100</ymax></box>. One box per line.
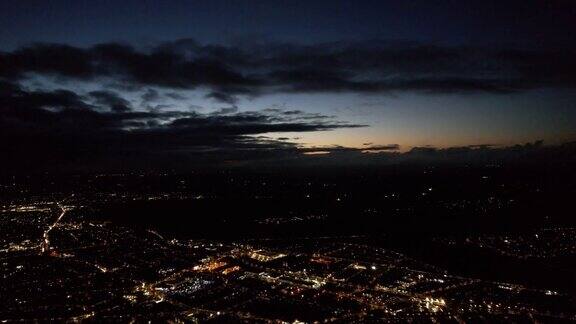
<box><xmin>40</xmin><ymin>196</ymin><xmax>73</xmax><ymax>254</ymax></box>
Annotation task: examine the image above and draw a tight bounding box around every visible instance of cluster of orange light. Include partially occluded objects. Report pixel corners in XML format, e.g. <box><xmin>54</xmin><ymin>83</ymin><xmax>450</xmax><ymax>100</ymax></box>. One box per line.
<box><xmin>193</xmin><ymin>260</ymin><xmax>227</xmax><ymax>272</ymax></box>
<box><xmin>310</xmin><ymin>256</ymin><xmax>333</xmax><ymax>265</ymax></box>
<box><xmin>221</xmin><ymin>266</ymin><xmax>241</xmax><ymax>275</ymax></box>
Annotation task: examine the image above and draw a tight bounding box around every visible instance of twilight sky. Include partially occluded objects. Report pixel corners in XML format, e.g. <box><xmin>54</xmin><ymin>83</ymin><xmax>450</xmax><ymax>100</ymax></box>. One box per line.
<box><xmin>1</xmin><ymin>0</ymin><xmax>575</xmax><ymax>171</ymax></box>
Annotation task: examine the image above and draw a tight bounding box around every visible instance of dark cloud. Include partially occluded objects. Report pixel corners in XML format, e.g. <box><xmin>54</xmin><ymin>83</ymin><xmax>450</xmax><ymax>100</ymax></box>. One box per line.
<box><xmin>89</xmin><ymin>90</ymin><xmax>131</xmax><ymax>112</ymax></box>
<box><xmin>205</xmin><ymin>91</ymin><xmax>238</xmax><ymax>106</ymax></box>
<box><xmin>211</xmin><ymin>106</ymin><xmax>239</xmax><ymax>115</ymax></box>
<box><xmin>0</xmin><ymin>81</ymin><xmax>92</xmax><ymax>113</ymax></box>
<box><xmin>0</xmin><ymin>81</ymin><xmax>366</xmax><ymax>172</ymax></box>
<box><xmin>282</xmin><ymin>141</ymin><xmax>576</xmax><ymax>167</ymax></box>
<box><xmin>2</xmin><ymin>39</ymin><xmax>575</xmax><ymax>104</ymax></box>
<box><xmin>141</xmin><ymin>89</ymin><xmax>160</xmax><ymax>103</ymax></box>
<box><xmin>399</xmin><ymin>141</ymin><xmax>553</xmax><ymax>164</ymax></box>
<box><xmin>168</xmin><ymin>112</ymin><xmax>362</xmax><ymax>135</ymax></box>
<box><xmin>1</xmin><ymin>44</ymin><xmax>94</xmax><ymax>79</ymax></box>
<box><xmin>165</xmin><ymin>92</ymin><xmax>187</xmax><ymax>100</ymax></box>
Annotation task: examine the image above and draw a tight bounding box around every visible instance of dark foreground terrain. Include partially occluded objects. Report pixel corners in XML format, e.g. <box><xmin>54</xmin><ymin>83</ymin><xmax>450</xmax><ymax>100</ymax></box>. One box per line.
<box><xmin>1</xmin><ymin>165</ymin><xmax>575</xmax><ymax>322</ymax></box>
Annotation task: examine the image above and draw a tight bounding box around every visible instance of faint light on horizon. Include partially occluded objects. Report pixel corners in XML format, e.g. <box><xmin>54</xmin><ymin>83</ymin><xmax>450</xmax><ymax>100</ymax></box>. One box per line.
<box><xmin>303</xmin><ymin>151</ymin><xmax>331</xmax><ymax>155</ymax></box>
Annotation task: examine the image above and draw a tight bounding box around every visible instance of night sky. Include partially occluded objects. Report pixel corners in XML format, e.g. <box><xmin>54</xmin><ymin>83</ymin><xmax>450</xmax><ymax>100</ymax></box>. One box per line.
<box><xmin>1</xmin><ymin>0</ymin><xmax>575</xmax><ymax>171</ymax></box>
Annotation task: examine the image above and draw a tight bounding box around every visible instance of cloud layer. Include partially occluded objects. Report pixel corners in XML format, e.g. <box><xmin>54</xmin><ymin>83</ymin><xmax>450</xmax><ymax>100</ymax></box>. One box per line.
<box><xmin>0</xmin><ymin>80</ymin><xmax>370</xmax><ymax>171</ymax></box>
<box><xmin>2</xmin><ymin>39</ymin><xmax>576</xmax><ymax>171</ymax></box>
<box><xmin>2</xmin><ymin>39</ymin><xmax>575</xmax><ymax>103</ymax></box>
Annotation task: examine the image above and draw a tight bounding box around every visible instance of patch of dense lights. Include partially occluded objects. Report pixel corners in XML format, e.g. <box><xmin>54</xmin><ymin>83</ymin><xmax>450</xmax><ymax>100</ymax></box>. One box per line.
<box><xmin>421</xmin><ymin>297</ymin><xmax>446</xmax><ymax>313</ymax></box>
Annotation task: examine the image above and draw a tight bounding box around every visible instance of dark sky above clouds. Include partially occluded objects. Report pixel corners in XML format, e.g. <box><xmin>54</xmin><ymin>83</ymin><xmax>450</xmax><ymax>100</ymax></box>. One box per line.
<box><xmin>2</xmin><ymin>0</ymin><xmax>575</xmax><ymax>49</ymax></box>
<box><xmin>1</xmin><ymin>0</ymin><xmax>575</xmax><ymax>171</ymax></box>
